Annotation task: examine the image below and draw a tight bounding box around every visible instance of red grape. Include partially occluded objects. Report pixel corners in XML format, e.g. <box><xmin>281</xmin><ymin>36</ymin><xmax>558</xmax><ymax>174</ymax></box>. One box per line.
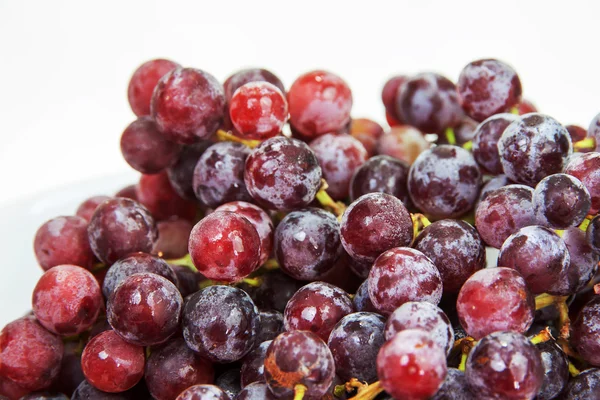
<box><xmin>152</xmin><ymin>218</ymin><xmax>194</xmax><ymax>259</ymax></box>
<box><xmin>127</xmin><ymin>59</ymin><xmax>180</xmax><ymax>117</ymax></box>
<box><xmin>349</xmin><ymin>118</ymin><xmax>384</xmax><ymax>157</ymax></box>
<box><xmin>368</xmin><ymin>247</ymin><xmax>443</xmax><ymax>315</ymax></box>
<box><xmin>566</xmin><ymin>124</ymin><xmax>588</xmax><ymax>142</ymax></box>
<box><xmin>115</xmin><ymin>184</ymin><xmax>138</xmax><ymax>201</ymax></box>
<box><xmin>287</xmin><ymin>70</ymin><xmax>352</xmax><ymax>139</ymax></box>
<box><xmin>472</xmin><ymin>113</ymin><xmax>519</xmax><ymax>174</ymax></box>
<box><xmin>136</xmin><ymin>172</ymin><xmax>197</xmax><ymax>222</ymax></box>
<box><xmin>515</xmin><ymin>99</ymin><xmax>537</xmax><ymax>115</ymax></box>
<box><xmin>456</xmin><ymin>267</ymin><xmax>534</xmax><ymax>339</ymax></box>
<box><xmin>236</xmin><ymin>382</ymin><xmax>276</xmax><ymax>400</ymax></box>
<box><xmin>571</xmin><ymin>296</ymin><xmax>600</xmax><ymax>366</ymax></box>
<box><xmin>457</xmin><ymin>59</ymin><xmax>522</xmax><ymax>122</ymax></box>
<box><xmin>188</xmin><ymin>211</ymin><xmax>260</xmax><ymax>282</ymax></box>
<box><xmin>151</xmin><ymin>67</ymin><xmax>226</xmax><ymax>144</ymax></box>
<box><xmin>76</xmin><ymin>195</ymin><xmax>111</xmax><ymax>222</ymax></box>
<box><xmin>533</xmin><ymin>173</ymin><xmax>591</xmax><ymax>229</ymax></box>
<box><xmin>377</xmin><ymin>329</ymin><xmax>447</xmax><ymax>400</ymax></box>
<box><xmin>478</xmin><ymin>174</ymin><xmax>512</xmax><ymax>203</ymax></box>
<box><xmin>167</xmin><ymin>142</ymin><xmax>212</xmax><ymax>200</ymax></box>
<box><xmin>376</xmin><ymin>126</ymin><xmax>430</xmax><ymax>165</ymax></box>
<box><xmin>223</xmin><ymin>68</ymin><xmax>284</xmax><ymax>103</ymax></box>
<box><xmin>565</xmin><ymin>151</ymin><xmax>600</xmax><ymax>214</ymax></box>
<box><xmin>381</xmin><ymin>75</ymin><xmax>408</xmax><ymax>122</ymax></box>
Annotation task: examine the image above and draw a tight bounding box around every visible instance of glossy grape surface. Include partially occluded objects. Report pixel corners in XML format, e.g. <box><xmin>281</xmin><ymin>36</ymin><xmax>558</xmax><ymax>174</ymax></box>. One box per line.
<box><xmin>240</xmin><ymin>340</ymin><xmax>270</xmax><ymax>388</ymax></box>
<box><xmin>472</xmin><ymin>113</ymin><xmax>519</xmax><ymax>174</ymax></box>
<box><xmin>572</xmin><ymin>296</ymin><xmax>600</xmax><ymax>366</ymax></box>
<box><xmin>381</xmin><ymin>75</ymin><xmax>407</xmax><ymax>121</ymax></box>
<box><xmin>176</xmin><ymin>385</ymin><xmax>230</xmax><ymax>400</ymax></box>
<box><xmin>533</xmin><ymin>173</ymin><xmax>590</xmax><ymax>229</ymax></box>
<box><xmin>224</xmin><ymin>68</ymin><xmax>285</xmax><ymax>103</ymax></box>
<box><xmin>563</xmin><ymin>227</ymin><xmax>599</xmax><ymax>293</ymax></box>
<box><xmin>353</xmin><ymin>279</ymin><xmax>377</xmax><ymax>312</ymax></box>
<box><xmin>535</xmin><ymin>341</ymin><xmax>569</xmax><ymax>400</ymax></box>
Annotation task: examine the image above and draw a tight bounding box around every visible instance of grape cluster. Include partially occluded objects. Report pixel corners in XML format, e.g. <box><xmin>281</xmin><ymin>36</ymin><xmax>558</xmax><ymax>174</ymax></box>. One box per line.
<box><xmin>3</xmin><ymin>57</ymin><xmax>600</xmax><ymax>400</ymax></box>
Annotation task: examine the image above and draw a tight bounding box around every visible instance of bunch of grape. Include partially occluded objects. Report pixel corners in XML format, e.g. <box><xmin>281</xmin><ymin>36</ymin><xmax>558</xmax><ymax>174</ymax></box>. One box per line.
<box><xmin>1</xmin><ymin>57</ymin><xmax>600</xmax><ymax>400</ymax></box>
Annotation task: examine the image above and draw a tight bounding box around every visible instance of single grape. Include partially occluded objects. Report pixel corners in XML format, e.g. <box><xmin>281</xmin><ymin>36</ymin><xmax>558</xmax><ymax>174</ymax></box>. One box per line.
<box><xmin>76</xmin><ymin>195</ymin><xmax>111</xmax><ymax>222</ymax></box>
<box><xmin>81</xmin><ymin>330</ymin><xmax>144</xmax><ymax>393</ymax></box>
<box><xmin>274</xmin><ymin>208</ymin><xmax>342</xmax><ymax>281</ymax></box>
<box><xmin>535</xmin><ymin>341</ymin><xmax>569</xmax><ymax>400</ymax></box>
<box><xmin>377</xmin><ymin>329</ymin><xmax>447</xmax><ymax>400</ymax></box>
<box><xmin>478</xmin><ymin>174</ymin><xmax>512</xmax><ymax>203</ymax></box>
<box><xmin>235</xmin><ymin>382</ymin><xmax>276</xmax><ymax>400</ymax></box>
<box><xmin>457</xmin><ymin>59</ymin><xmax>522</xmax><ymax>122</ymax></box>
<box><xmin>224</xmin><ymin>68</ymin><xmax>285</xmax><ymax>103</ymax></box>
<box><xmin>188</xmin><ymin>211</ymin><xmax>260</xmax><ymax>282</ymax></box>
<box><xmin>564</xmin><ymin>151</ymin><xmax>600</xmax><ymax>214</ymax></box>
<box><xmin>183</xmin><ymin>286</ymin><xmax>259</xmax><ymax>362</ymax></box>
<box><xmin>151</xmin><ymin>67</ymin><xmax>226</xmax><ymax>144</ymax></box>
<box><xmin>244</xmin><ymin>136</ymin><xmax>322</xmax><ymax>210</ymax></box>
<box><xmin>456</xmin><ymin>267</ymin><xmax>534</xmax><ymax>339</ymax></box>
<box><xmin>408</xmin><ymin>145</ymin><xmax>481</xmax><ymax>219</ymax></box>
<box><xmin>214</xmin><ymin>370</ymin><xmax>241</xmax><ymax>399</ymax></box>
<box><xmin>431</xmin><ymin>368</ymin><xmax>476</xmax><ymax>400</ymax></box>
<box><xmin>167</xmin><ymin>142</ymin><xmax>212</xmax><ymax>200</ymax></box>
<box><xmin>192</xmin><ymin>142</ymin><xmax>252</xmax><ymax>208</ymax></box>
<box><xmin>566</xmin><ymin>124</ymin><xmax>588</xmax><ymax>142</ymax></box>
<box><xmin>108</xmin><ymin>273</ymin><xmax>182</xmax><ymax>346</ymax></box>
<box><xmin>32</xmin><ymin>265</ymin><xmax>102</xmax><ymax>336</ymax></box>
<box><xmin>283</xmin><ymin>281</ymin><xmax>354</xmax><ymax>341</ymax></box>
<box><xmin>472</xmin><ymin>113</ymin><xmax>519</xmax><ymax>174</ymax></box>
<box><xmin>264</xmin><ymin>331</ymin><xmax>335</xmax><ymax>399</ymax></box>
<box><xmin>237</xmin><ymin>269</ymin><xmax>302</xmax><ymax>313</ymax></box>
<box><xmin>571</xmin><ymin>296</ymin><xmax>600</xmax><ymax>366</ymax></box>
<box><xmin>240</xmin><ymin>340</ymin><xmax>271</xmax><ymax>388</ymax></box>
<box><xmin>368</xmin><ymin>247</ymin><xmax>443</xmax><ymax>315</ymax></box>
<box><xmin>349</xmin><ymin>118</ymin><xmax>384</xmax><ymax>157</ymax></box>
<box><xmin>50</xmin><ymin>341</ymin><xmax>85</xmax><ymax>397</ymax></box>
<box><xmin>327</xmin><ymin>312</ymin><xmax>385</xmax><ymax>382</ymax></box>
<box><xmin>475</xmin><ymin>184</ymin><xmax>535</xmax><ymax>248</ymax></box>
<box><xmin>385</xmin><ymin>302</ymin><xmax>454</xmax><ymax>355</ymax></box>
<box><xmin>176</xmin><ymin>385</ymin><xmax>229</xmax><ymax>400</ymax></box>
<box><xmin>381</xmin><ymin>75</ymin><xmax>408</xmax><ymax>122</ymax></box>
<box><xmin>413</xmin><ymin>219</ymin><xmax>485</xmax><ymax>293</ymax></box>
<box><xmin>465</xmin><ymin>331</ymin><xmax>543</xmax><ymax>399</ymax></box>
<box><xmin>349</xmin><ymin>155</ymin><xmax>410</xmax><ymax>205</ymax></box>
<box><xmin>563</xmin><ymin>227</ymin><xmax>599</xmax><ymax>294</ymax></box>
<box><xmin>287</xmin><ymin>70</ymin><xmax>352</xmax><ymax>139</ymax></box>
<box><xmin>396</xmin><ymin>72</ymin><xmax>463</xmax><ymax>133</ymax></box>
<box><xmin>498</xmin><ymin>225</ymin><xmax>570</xmax><ymax>295</ymax></box>
<box><xmin>353</xmin><ymin>279</ymin><xmax>377</xmax><ymax>312</ymax></box>
<box><xmin>152</xmin><ymin>218</ymin><xmax>194</xmax><ymax>259</ymax></box>
<box><xmin>516</xmin><ymin>99</ymin><xmax>537</xmax><ymax>115</ymax></box>
<box><xmin>145</xmin><ymin>337</ymin><xmax>214</xmax><ymax>400</ymax></box>
<box><xmin>0</xmin><ymin>317</ymin><xmax>63</xmax><ymax>391</ymax></box>
<box><xmin>498</xmin><ymin>113</ymin><xmax>572</xmax><ymax>186</ymax></box>
<box><xmin>560</xmin><ymin>368</ymin><xmax>600</xmax><ymax>399</ymax></box>
<box><xmin>340</xmin><ymin>193</ymin><xmax>413</xmax><ymax>264</ymax></box>
<box><xmin>533</xmin><ymin>173</ymin><xmax>590</xmax><ymax>229</ymax></box>
<box><xmin>376</xmin><ymin>126</ymin><xmax>430</xmax><ymax>165</ymax></box>
<box><xmin>127</xmin><ymin>58</ymin><xmax>180</xmax><ymax>116</ymax></box>
<box><xmin>172</xmin><ymin>264</ymin><xmax>204</xmax><ymax>298</ymax></box>
<box><xmin>87</xmin><ymin>198</ymin><xmax>157</xmax><ymax>265</ymax></box>
<box><xmin>255</xmin><ymin>311</ymin><xmax>283</xmax><ymax>344</ymax></box>
<box><xmin>120</xmin><ymin>116</ymin><xmax>181</xmax><ymax>174</ymax></box>
<box><xmin>102</xmin><ymin>252</ymin><xmax>178</xmax><ymax>299</ymax></box>
<box><xmin>34</xmin><ymin>216</ymin><xmax>95</xmax><ymax>271</ymax></box>
<box><xmin>71</xmin><ymin>380</ymin><xmax>138</xmax><ymax>400</ymax></box>
<box><xmin>215</xmin><ymin>201</ymin><xmax>273</xmax><ymax>266</ymax></box>
<box><xmin>115</xmin><ymin>184</ymin><xmax>138</xmax><ymax>201</ymax></box>
<box><xmin>229</xmin><ymin>82</ymin><xmax>288</xmax><ymax>140</ymax></box>
<box><xmin>588</xmin><ymin>214</ymin><xmax>600</xmax><ymax>254</ymax></box>
<box><xmin>136</xmin><ymin>172</ymin><xmax>197</xmax><ymax>222</ymax></box>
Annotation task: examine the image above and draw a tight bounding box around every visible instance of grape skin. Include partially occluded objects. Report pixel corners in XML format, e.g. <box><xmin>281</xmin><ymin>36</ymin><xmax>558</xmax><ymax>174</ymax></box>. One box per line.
<box><xmin>376</xmin><ymin>126</ymin><xmax>430</xmax><ymax>165</ymax></box>
<box><xmin>564</xmin><ymin>151</ymin><xmax>600</xmax><ymax>214</ymax></box>
<box><xmin>349</xmin><ymin>118</ymin><xmax>384</xmax><ymax>158</ymax></box>
<box><xmin>563</xmin><ymin>227</ymin><xmax>599</xmax><ymax>294</ymax></box>
<box><xmin>533</xmin><ymin>173</ymin><xmax>590</xmax><ymax>229</ymax></box>
<box><xmin>235</xmin><ymin>382</ymin><xmax>277</xmax><ymax>400</ymax></box>
<box><xmin>255</xmin><ymin>311</ymin><xmax>283</xmax><ymax>344</ymax></box>
<box><xmin>167</xmin><ymin>142</ymin><xmax>212</xmax><ymax>200</ymax></box>
<box><xmin>175</xmin><ymin>385</ymin><xmax>230</xmax><ymax>400</ymax></box>
<box><xmin>136</xmin><ymin>171</ymin><xmax>197</xmax><ymax>222</ymax></box>
<box><xmin>588</xmin><ymin>214</ymin><xmax>600</xmax><ymax>254</ymax></box>
<box><xmin>214</xmin><ymin>370</ymin><xmax>241</xmax><ymax>399</ymax></box>
<box><xmin>571</xmin><ymin>296</ymin><xmax>600</xmax><ymax>367</ymax></box>
<box><xmin>560</xmin><ymin>368</ymin><xmax>600</xmax><ymax>399</ymax></box>
<box><xmin>535</xmin><ymin>341</ymin><xmax>569</xmax><ymax>400</ymax></box>
<box><xmin>224</xmin><ymin>68</ymin><xmax>285</xmax><ymax>103</ymax></box>
<box><xmin>127</xmin><ymin>58</ymin><xmax>180</xmax><ymax>117</ymax></box>
<box><xmin>76</xmin><ymin>195</ymin><xmax>111</xmax><ymax>222</ymax></box>
<box><xmin>472</xmin><ymin>113</ymin><xmax>519</xmax><ymax>174</ymax></box>
<box><xmin>353</xmin><ymin>279</ymin><xmax>377</xmax><ymax>312</ymax></box>
<box><xmin>240</xmin><ymin>340</ymin><xmax>271</xmax><ymax>388</ymax></box>
<box><xmin>431</xmin><ymin>368</ymin><xmax>475</xmax><ymax>400</ymax></box>
<box><xmin>152</xmin><ymin>218</ymin><xmax>194</xmax><ymax>259</ymax></box>
<box><xmin>350</xmin><ymin>155</ymin><xmax>411</xmax><ymax>205</ymax></box>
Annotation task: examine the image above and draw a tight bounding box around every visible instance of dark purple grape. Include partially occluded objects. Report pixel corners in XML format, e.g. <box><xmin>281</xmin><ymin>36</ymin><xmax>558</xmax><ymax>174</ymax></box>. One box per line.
<box><xmin>151</xmin><ymin>68</ymin><xmax>226</xmax><ymax>144</ymax></box>
<box><xmin>327</xmin><ymin>312</ymin><xmax>385</xmax><ymax>382</ymax></box>
<box><xmin>240</xmin><ymin>340</ymin><xmax>271</xmax><ymax>388</ymax></box>
<box><xmin>244</xmin><ymin>137</ymin><xmax>322</xmax><ymax>210</ymax></box>
<box><xmin>172</xmin><ymin>264</ymin><xmax>204</xmax><ymax>298</ymax></box>
<box><xmin>413</xmin><ymin>219</ymin><xmax>485</xmax><ymax>293</ymax></box>
<box><xmin>560</xmin><ymin>368</ymin><xmax>600</xmax><ymax>399</ymax></box>
<box><xmin>120</xmin><ymin>116</ymin><xmax>181</xmax><ymax>174</ymax></box>
<box><xmin>457</xmin><ymin>267</ymin><xmax>534</xmax><ymax>339</ymax></box>
<box><xmin>572</xmin><ymin>296</ymin><xmax>600</xmax><ymax>366</ymax></box>
<box><xmin>264</xmin><ymin>331</ymin><xmax>335</xmax><ymax>399</ymax></box>
<box><xmin>255</xmin><ymin>311</ymin><xmax>283</xmax><ymax>344</ymax></box>
<box><xmin>71</xmin><ymin>380</ymin><xmax>136</xmax><ymax>400</ymax></box>
<box><xmin>340</xmin><ymin>193</ymin><xmax>413</xmax><ymax>264</ymax></box>
<box><xmin>368</xmin><ymin>247</ymin><xmax>443</xmax><ymax>315</ymax></box>
<box><xmin>234</xmin><ymin>382</ymin><xmax>276</xmax><ymax>400</ymax></box>
<box><xmin>384</xmin><ymin>301</ymin><xmax>454</xmax><ymax>355</ymax></box>
<box><xmin>396</xmin><ymin>73</ymin><xmax>463</xmax><ymax>133</ymax></box>
<box><xmin>319</xmin><ymin>250</ymin><xmax>363</xmax><ymax>293</ymax></box>
<box><xmin>108</xmin><ymin>273</ymin><xmax>182</xmax><ymax>346</ymax></box>
<box><xmin>465</xmin><ymin>331</ymin><xmax>543</xmax><ymax>399</ymax></box>
<box><xmin>224</xmin><ymin>68</ymin><xmax>284</xmax><ymax>103</ymax></box>
<box><xmin>566</xmin><ymin>124</ymin><xmax>588</xmax><ymax>142</ymax></box>
<box><xmin>589</xmin><ymin>112</ymin><xmax>600</xmax><ymax>149</ymax></box>
<box><xmin>193</xmin><ymin>142</ymin><xmax>252</xmax><ymax>207</ymax></box>
<box><xmin>237</xmin><ymin>269</ymin><xmax>302</xmax><ymax>313</ymax></box>
<box><xmin>183</xmin><ymin>286</ymin><xmax>259</xmax><ymax>362</ymax></box>
<box><xmin>498</xmin><ymin>113</ymin><xmax>572</xmax><ymax>186</ymax></box>
<box><xmin>152</xmin><ymin>218</ymin><xmax>194</xmax><ymax>259</ymax></box>
<box><xmin>145</xmin><ymin>337</ymin><xmax>214</xmax><ymax>400</ymax></box>
<box><xmin>87</xmin><ymin>198</ymin><xmax>158</xmax><ymax>265</ymax></box>
<box><xmin>353</xmin><ymin>279</ymin><xmax>377</xmax><ymax>312</ymax></box>
<box><xmin>176</xmin><ymin>385</ymin><xmax>229</xmax><ymax>400</ymax></box>
<box><xmin>102</xmin><ymin>252</ymin><xmax>178</xmax><ymax>298</ymax></box>
<box><xmin>457</xmin><ymin>59</ymin><xmax>522</xmax><ymax>122</ymax></box>
<box><xmin>565</xmin><ymin>152</ymin><xmax>600</xmax><ymax>214</ymax></box>
<box><xmin>50</xmin><ymin>341</ymin><xmax>85</xmax><ymax>397</ymax></box>
<box><xmin>472</xmin><ymin>113</ymin><xmax>519</xmax><ymax>174</ymax></box>
<box><xmin>431</xmin><ymin>368</ymin><xmax>476</xmax><ymax>400</ymax></box>
<box><xmin>214</xmin><ymin>370</ymin><xmax>241</xmax><ymax>399</ymax></box>
<box><xmin>274</xmin><ymin>208</ymin><xmax>341</xmax><ymax>281</ymax></box>
<box><xmin>377</xmin><ymin>329</ymin><xmax>447</xmax><ymax>400</ymax></box>
<box><xmin>167</xmin><ymin>142</ymin><xmax>212</xmax><ymax>200</ymax></box>
<box><xmin>563</xmin><ymin>227</ymin><xmax>599</xmax><ymax>294</ymax></box>
<box><xmin>475</xmin><ymin>184</ymin><xmax>535</xmax><ymax>248</ymax></box>
<box><xmin>535</xmin><ymin>341</ymin><xmax>569</xmax><ymax>400</ymax></box>
<box><xmin>408</xmin><ymin>145</ymin><xmax>482</xmax><ymax>219</ymax></box>
<box><xmin>478</xmin><ymin>174</ymin><xmax>512</xmax><ymax>203</ymax></box>
<box><xmin>309</xmin><ymin>133</ymin><xmax>367</xmax><ymax>200</ymax></box>
<box><xmin>533</xmin><ymin>173</ymin><xmax>591</xmax><ymax>229</ymax></box>
<box><xmin>498</xmin><ymin>225</ymin><xmax>570</xmax><ymax>295</ymax></box>
<box><xmin>349</xmin><ymin>155</ymin><xmax>410</xmax><ymax>205</ymax></box>
<box><xmin>437</xmin><ymin>117</ymin><xmax>478</xmax><ymax>146</ymax></box>
<box><xmin>283</xmin><ymin>281</ymin><xmax>354</xmax><ymax>341</ymax></box>
<box><xmin>588</xmin><ymin>214</ymin><xmax>600</xmax><ymax>254</ymax></box>
<box><xmin>19</xmin><ymin>392</ymin><xmax>68</xmax><ymax>400</ymax></box>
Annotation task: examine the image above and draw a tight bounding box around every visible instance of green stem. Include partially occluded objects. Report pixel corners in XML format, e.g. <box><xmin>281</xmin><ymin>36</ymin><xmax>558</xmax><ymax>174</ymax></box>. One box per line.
<box><xmin>315</xmin><ymin>180</ymin><xmax>346</xmax><ymax>217</ymax></box>
<box><xmin>573</xmin><ymin>137</ymin><xmax>596</xmax><ymax>152</ymax></box>
<box><xmin>529</xmin><ymin>327</ymin><xmax>553</xmax><ymax>345</ymax></box>
<box><xmin>216</xmin><ymin>129</ymin><xmax>262</xmax><ymax>148</ymax></box>
<box><xmin>165</xmin><ymin>253</ymin><xmax>197</xmax><ymax>272</ymax></box>
<box><xmin>444</xmin><ymin>127</ymin><xmax>456</xmax><ymax>145</ymax></box>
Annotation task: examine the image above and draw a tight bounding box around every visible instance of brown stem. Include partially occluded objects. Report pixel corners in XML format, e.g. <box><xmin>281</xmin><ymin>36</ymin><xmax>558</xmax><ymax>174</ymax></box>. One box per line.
<box><xmin>348</xmin><ymin>381</ymin><xmax>384</xmax><ymax>400</ymax></box>
<box><xmin>529</xmin><ymin>326</ymin><xmax>554</xmax><ymax>345</ymax></box>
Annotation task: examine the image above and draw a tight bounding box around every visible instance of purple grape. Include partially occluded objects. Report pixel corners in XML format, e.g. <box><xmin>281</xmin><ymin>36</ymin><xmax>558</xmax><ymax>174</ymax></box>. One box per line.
<box><xmin>353</xmin><ymin>279</ymin><xmax>377</xmax><ymax>312</ymax></box>
<box><xmin>240</xmin><ymin>340</ymin><xmax>271</xmax><ymax>388</ymax></box>
<box><xmin>224</xmin><ymin>68</ymin><xmax>284</xmax><ymax>103</ymax></box>
<box><xmin>478</xmin><ymin>174</ymin><xmax>512</xmax><ymax>203</ymax></box>
<box><xmin>176</xmin><ymin>385</ymin><xmax>229</xmax><ymax>400</ymax></box>
<box><xmin>237</xmin><ymin>269</ymin><xmax>303</xmax><ymax>313</ymax></box>
<box><xmin>498</xmin><ymin>113</ymin><xmax>572</xmax><ymax>186</ymax></box>
<box><xmin>234</xmin><ymin>382</ymin><xmax>277</xmax><ymax>400</ymax></box>
<box><xmin>588</xmin><ymin>214</ymin><xmax>600</xmax><ymax>254</ymax></box>
<box><xmin>20</xmin><ymin>392</ymin><xmax>68</xmax><ymax>400</ymax></box>
<box><xmin>274</xmin><ymin>208</ymin><xmax>341</xmax><ymax>281</ymax></box>
<box><xmin>571</xmin><ymin>296</ymin><xmax>600</xmax><ymax>366</ymax></box>
<box><xmin>327</xmin><ymin>312</ymin><xmax>385</xmax><ymax>382</ymax></box>
<box><xmin>563</xmin><ymin>227</ymin><xmax>599</xmax><ymax>294</ymax></box>
<box><xmin>50</xmin><ymin>342</ymin><xmax>85</xmax><ymax>397</ymax></box>
<box><xmin>431</xmin><ymin>368</ymin><xmax>476</xmax><ymax>400</ymax></box>
<box><xmin>171</xmin><ymin>265</ymin><xmax>204</xmax><ymax>298</ymax></box>
<box><xmin>255</xmin><ymin>310</ymin><xmax>283</xmax><ymax>344</ymax></box>
<box><xmin>472</xmin><ymin>113</ymin><xmax>519</xmax><ymax>174</ymax></box>
<box><xmin>535</xmin><ymin>341</ymin><xmax>569</xmax><ymax>400</ymax></box>
<box><xmin>349</xmin><ymin>155</ymin><xmax>411</xmax><ymax>205</ymax></box>
<box><xmin>560</xmin><ymin>368</ymin><xmax>600</xmax><ymax>399</ymax></box>
<box><xmin>588</xmin><ymin>112</ymin><xmax>600</xmax><ymax>149</ymax></box>
<box><xmin>408</xmin><ymin>145</ymin><xmax>482</xmax><ymax>219</ymax></box>
<box><xmin>214</xmin><ymin>370</ymin><xmax>241</xmax><ymax>399</ymax></box>
<box><xmin>533</xmin><ymin>173</ymin><xmax>590</xmax><ymax>229</ymax></box>
<box><xmin>71</xmin><ymin>380</ymin><xmax>136</xmax><ymax>400</ymax></box>
<box><xmin>565</xmin><ymin>151</ymin><xmax>600</xmax><ymax>214</ymax></box>
<box><xmin>152</xmin><ymin>218</ymin><xmax>194</xmax><ymax>259</ymax></box>
<box><xmin>167</xmin><ymin>142</ymin><xmax>212</xmax><ymax>200</ymax></box>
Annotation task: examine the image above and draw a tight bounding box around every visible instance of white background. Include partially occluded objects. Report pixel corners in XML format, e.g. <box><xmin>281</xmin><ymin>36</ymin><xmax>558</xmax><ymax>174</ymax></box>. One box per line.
<box><xmin>0</xmin><ymin>0</ymin><xmax>598</xmax><ymax>325</ymax></box>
